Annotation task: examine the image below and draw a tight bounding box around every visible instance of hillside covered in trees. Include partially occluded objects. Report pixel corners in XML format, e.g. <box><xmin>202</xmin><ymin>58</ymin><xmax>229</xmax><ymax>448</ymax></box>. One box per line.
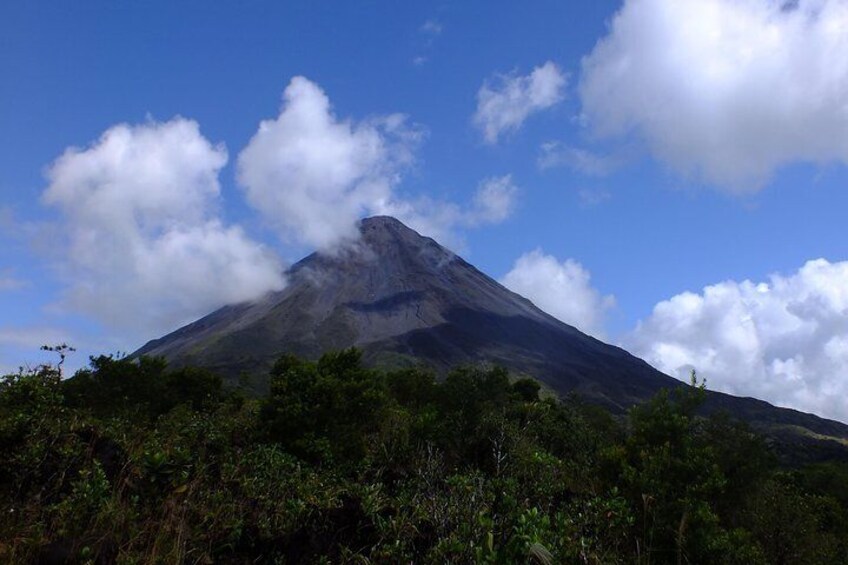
<box><xmin>3</xmin><ymin>350</ymin><xmax>848</xmax><ymax>563</ymax></box>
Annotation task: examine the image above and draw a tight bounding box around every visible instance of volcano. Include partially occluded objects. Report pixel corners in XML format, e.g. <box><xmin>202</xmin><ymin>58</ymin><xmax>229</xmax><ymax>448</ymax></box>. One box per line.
<box><xmin>136</xmin><ymin>216</ymin><xmax>848</xmax><ymax>452</ymax></box>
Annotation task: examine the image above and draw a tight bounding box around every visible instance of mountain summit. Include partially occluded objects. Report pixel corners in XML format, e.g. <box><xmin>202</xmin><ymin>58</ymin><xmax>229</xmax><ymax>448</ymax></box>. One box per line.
<box><xmin>136</xmin><ymin>216</ymin><xmax>848</xmax><ymax>449</ymax></box>
<box><xmin>136</xmin><ymin>216</ymin><xmax>671</xmax><ymax>408</ymax></box>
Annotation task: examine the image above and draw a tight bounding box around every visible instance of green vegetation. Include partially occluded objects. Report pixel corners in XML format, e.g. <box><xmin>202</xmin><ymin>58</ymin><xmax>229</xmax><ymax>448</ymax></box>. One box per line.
<box><xmin>2</xmin><ymin>349</ymin><xmax>848</xmax><ymax>563</ymax></box>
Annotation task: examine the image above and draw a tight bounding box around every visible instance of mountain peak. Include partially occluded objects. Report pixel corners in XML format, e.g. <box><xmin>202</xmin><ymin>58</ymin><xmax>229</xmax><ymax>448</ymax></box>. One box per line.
<box><xmin>332</xmin><ymin>215</ymin><xmax>457</xmax><ymax>271</ymax></box>
<box><xmin>359</xmin><ymin>215</ymin><xmax>407</xmax><ymax>229</ymax></box>
<box><xmin>358</xmin><ymin>215</ymin><xmax>430</xmax><ymax>247</ymax></box>
<box><xmin>134</xmin><ymin>215</ymin><xmax>848</xmax><ymax>449</ymax></box>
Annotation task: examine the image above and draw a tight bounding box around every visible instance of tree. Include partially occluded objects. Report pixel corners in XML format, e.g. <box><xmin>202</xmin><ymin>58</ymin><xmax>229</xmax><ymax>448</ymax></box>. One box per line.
<box><xmin>260</xmin><ymin>348</ymin><xmax>389</xmax><ymax>464</ymax></box>
<box><xmin>40</xmin><ymin>343</ymin><xmax>76</xmax><ymax>377</ymax></box>
<box><xmin>617</xmin><ymin>373</ymin><xmax>766</xmax><ymax>563</ymax></box>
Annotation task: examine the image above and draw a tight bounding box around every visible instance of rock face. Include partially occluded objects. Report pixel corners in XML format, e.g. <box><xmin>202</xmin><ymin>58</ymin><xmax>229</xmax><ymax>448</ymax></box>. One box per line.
<box><xmin>136</xmin><ymin>217</ymin><xmax>667</xmax><ymax>406</ymax></box>
<box><xmin>135</xmin><ymin>216</ymin><xmax>848</xmax><ymax>448</ymax></box>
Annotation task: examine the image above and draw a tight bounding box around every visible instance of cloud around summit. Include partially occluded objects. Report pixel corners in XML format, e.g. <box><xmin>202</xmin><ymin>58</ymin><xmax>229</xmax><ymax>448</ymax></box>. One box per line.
<box><xmin>238</xmin><ymin>77</ymin><xmax>517</xmax><ymax>252</ymax></box>
<box><xmin>237</xmin><ymin>77</ymin><xmax>423</xmax><ymax>251</ymax></box>
<box><xmin>36</xmin><ymin>76</ymin><xmax>520</xmax><ymax>343</ymax></box>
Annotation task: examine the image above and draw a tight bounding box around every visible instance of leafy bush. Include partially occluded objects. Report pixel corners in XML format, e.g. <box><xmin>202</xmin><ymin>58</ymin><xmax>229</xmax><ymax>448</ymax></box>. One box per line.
<box><xmin>1</xmin><ymin>352</ymin><xmax>847</xmax><ymax>563</ymax></box>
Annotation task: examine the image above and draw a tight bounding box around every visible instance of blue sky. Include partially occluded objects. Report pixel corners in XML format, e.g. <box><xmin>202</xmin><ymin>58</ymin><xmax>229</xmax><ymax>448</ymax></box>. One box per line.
<box><xmin>3</xmin><ymin>0</ymin><xmax>848</xmax><ymax>421</ymax></box>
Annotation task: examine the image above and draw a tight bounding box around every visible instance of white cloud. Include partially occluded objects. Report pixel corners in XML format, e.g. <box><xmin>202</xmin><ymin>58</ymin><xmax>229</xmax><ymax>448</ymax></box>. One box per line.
<box><xmin>474</xmin><ymin>62</ymin><xmax>568</xmax><ymax>144</ymax></box>
<box><xmin>238</xmin><ymin>77</ymin><xmax>424</xmax><ymax>251</ymax></box>
<box><xmin>538</xmin><ymin>142</ymin><xmax>620</xmax><ymax>176</ymax></box>
<box><xmin>579</xmin><ymin>0</ymin><xmax>848</xmax><ymax>191</ymax></box>
<box><xmin>470</xmin><ymin>175</ymin><xmax>518</xmax><ymax>224</ymax></box>
<box><xmin>501</xmin><ymin>249</ymin><xmax>615</xmax><ymax>339</ymax></box>
<box><xmin>238</xmin><ymin>77</ymin><xmax>515</xmax><ymax>252</ymax></box>
<box><xmin>42</xmin><ymin>118</ymin><xmax>285</xmax><ymax>339</ymax></box>
<box><xmin>625</xmin><ymin>259</ymin><xmax>848</xmax><ymax>422</ymax></box>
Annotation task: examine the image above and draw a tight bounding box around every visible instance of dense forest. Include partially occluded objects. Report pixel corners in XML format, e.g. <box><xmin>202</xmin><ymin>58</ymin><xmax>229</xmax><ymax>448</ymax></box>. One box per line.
<box><xmin>2</xmin><ymin>348</ymin><xmax>848</xmax><ymax>563</ymax></box>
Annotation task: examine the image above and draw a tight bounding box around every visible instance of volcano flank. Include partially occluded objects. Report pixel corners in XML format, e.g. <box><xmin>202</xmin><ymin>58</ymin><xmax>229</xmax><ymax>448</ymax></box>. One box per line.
<box><xmin>136</xmin><ymin>216</ymin><xmax>848</xmax><ymax>454</ymax></box>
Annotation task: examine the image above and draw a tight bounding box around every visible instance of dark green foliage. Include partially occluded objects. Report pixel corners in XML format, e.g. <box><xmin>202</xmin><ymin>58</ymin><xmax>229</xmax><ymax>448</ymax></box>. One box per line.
<box><xmin>512</xmin><ymin>377</ymin><xmax>541</xmax><ymax>402</ymax></box>
<box><xmin>743</xmin><ymin>478</ymin><xmax>842</xmax><ymax>564</ymax></box>
<box><xmin>260</xmin><ymin>348</ymin><xmax>389</xmax><ymax>464</ymax></box>
<box><xmin>1</xmin><ymin>352</ymin><xmax>848</xmax><ymax>563</ymax></box>
<box><xmin>611</xmin><ymin>378</ymin><xmax>773</xmax><ymax>562</ymax></box>
<box><xmin>62</xmin><ymin>354</ymin><xmax>222</xmax><ymax>418</ymax></box>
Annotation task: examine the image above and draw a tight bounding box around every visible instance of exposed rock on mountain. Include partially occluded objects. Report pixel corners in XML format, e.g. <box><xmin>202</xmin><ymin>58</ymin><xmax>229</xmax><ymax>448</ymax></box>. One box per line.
<box><xmin>136</xmin><ymin>216</ymin><xmax>848</xmax><ymax>454</ymax></box>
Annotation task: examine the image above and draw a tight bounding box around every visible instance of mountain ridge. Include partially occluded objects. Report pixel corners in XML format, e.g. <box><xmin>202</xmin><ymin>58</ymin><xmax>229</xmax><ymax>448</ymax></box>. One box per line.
<box><xmin>135</xmin><ymin>216</ymin><xmax>848</xmax><ymax>453</ymax></box>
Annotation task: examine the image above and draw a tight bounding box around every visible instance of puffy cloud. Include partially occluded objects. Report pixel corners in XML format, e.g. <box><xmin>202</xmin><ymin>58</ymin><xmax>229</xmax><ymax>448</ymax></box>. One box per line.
<box><xmin>501</xmin><ymin>250</ymin><xmax>615</xmax><ymax>339</ymax></box>
<box><xmin>42</xmin><ymin>118</ymin><xmax>285</xmax><ymax>338</ymax></box>
<box><xmin>239</xmin><ymin>77</ymin><xmax>515</xmax><ymax>252</ymax></box>
<box><xmin>580</xmin><ymin>0</ymin><xmax>848</xmax><ymax>191</ymax></box>
<box><xmin>538</xmin><ymin>142</ymin><xmax>620</xmax><ymax>176</ymax></box>
<box><xmin>625</xmin><ymin>259</ymin><xmax>848</xmax><ymax>422</ymax></box>
<box><xmin>238</xmin><ymin>77</ymin><xmax>423</xmax><ymax>251</ymax></box>
<box><xmin>469</xmin><ymin>175</ymin><xmax>518</xmax><ymax>224</ymax></box>
<box><xmin>474</xmin><ymin>62</ymin><xmax>567</xmax><ymax>144</ymax></box>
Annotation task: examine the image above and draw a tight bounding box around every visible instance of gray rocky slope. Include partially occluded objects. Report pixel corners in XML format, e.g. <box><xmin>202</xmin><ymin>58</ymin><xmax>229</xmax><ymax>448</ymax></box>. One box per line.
<box><xmin>136</xmin><ymin>216</ymin><xmax>848</xmax><ymax>449</ymax></box>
